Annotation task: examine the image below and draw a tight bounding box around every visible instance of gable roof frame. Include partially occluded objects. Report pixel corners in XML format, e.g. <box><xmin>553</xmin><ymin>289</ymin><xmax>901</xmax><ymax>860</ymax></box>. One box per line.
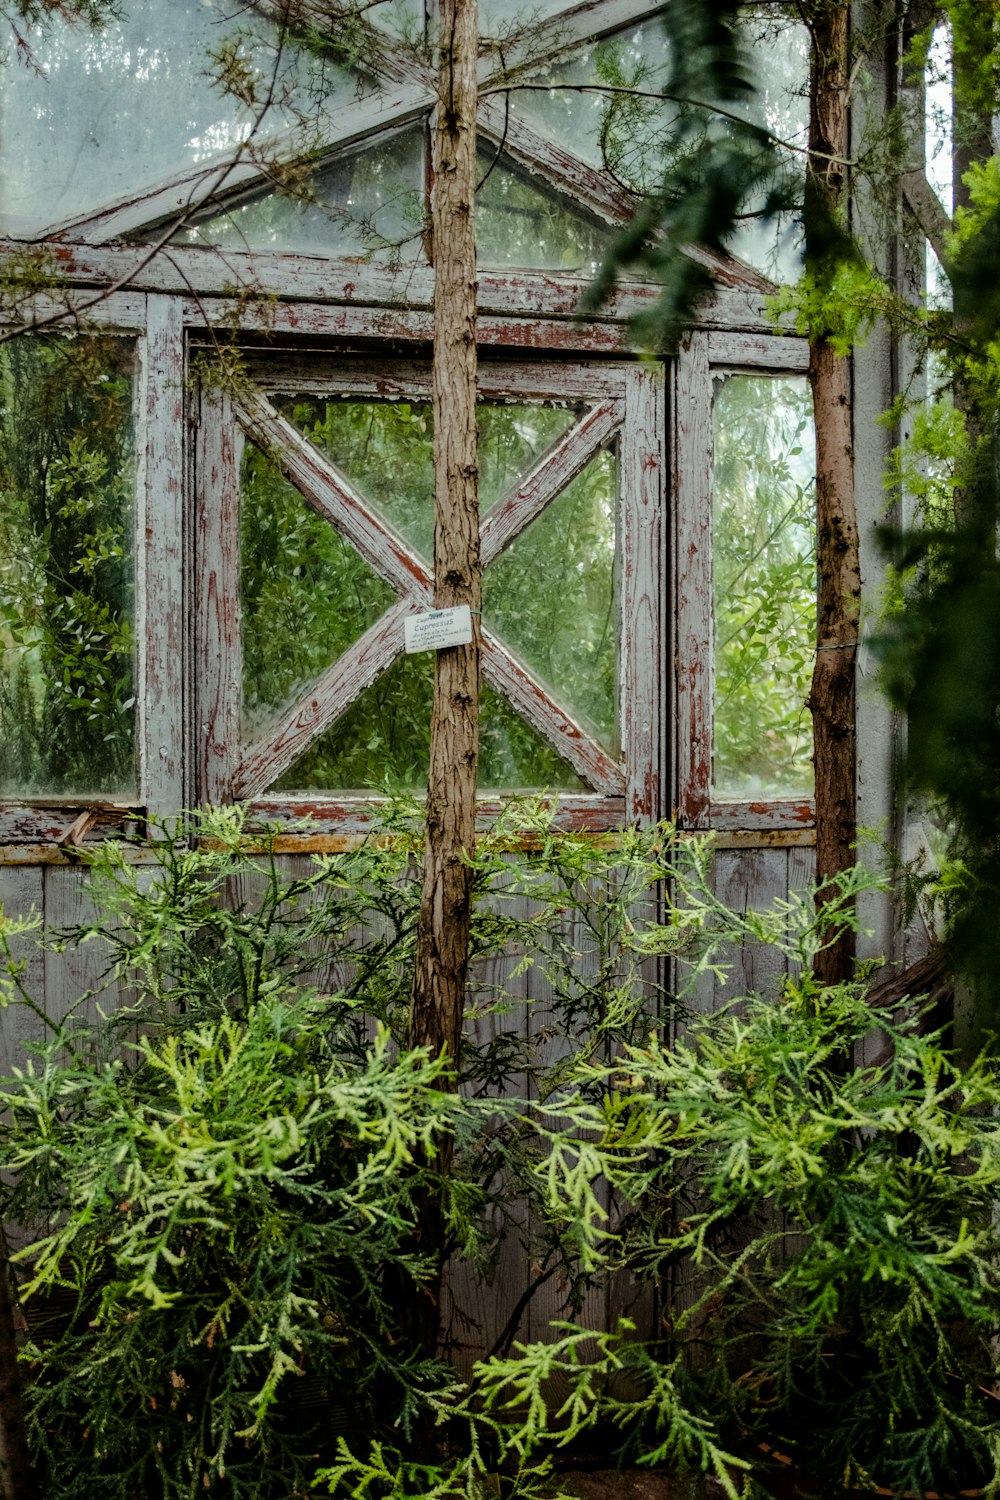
<box><xmin>24</xmin><ymin>0</ymin><xmax>776</xmax><ymax>311</ymax></box>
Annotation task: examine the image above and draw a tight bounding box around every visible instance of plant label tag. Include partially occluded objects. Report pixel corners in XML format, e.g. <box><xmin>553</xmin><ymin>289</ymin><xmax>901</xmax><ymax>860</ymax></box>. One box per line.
<box><xmin>403</xmin><ymin>604</ymin><xmax>474</xmax><ymax>654</ymax></box>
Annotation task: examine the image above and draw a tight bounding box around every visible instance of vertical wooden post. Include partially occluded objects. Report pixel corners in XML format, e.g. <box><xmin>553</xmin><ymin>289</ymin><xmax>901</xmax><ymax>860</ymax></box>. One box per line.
<box><xmin>805</xmin><ymin>0</ymin><xmax>861</xmax><ymax>986</ymax></box>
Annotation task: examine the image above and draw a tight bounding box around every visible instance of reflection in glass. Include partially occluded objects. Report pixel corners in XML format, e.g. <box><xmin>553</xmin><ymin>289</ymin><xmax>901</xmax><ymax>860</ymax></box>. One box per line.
<box><xmin>479</xmin><ymin>403</ymin><xmax>577</xmax><ymax>509</ymax></box>
<box><xmin>276</xmin><ymin>394</ymin><xmax>434</xmax><ymax>557</ymax></box>
<box><xmin>479</xmin><ymin>0</ymin><xmax>572</xmax><ymax>36</ymax></box>
<box><xmin>484</xmin><ymin>451</ymin><xmax>618</xmax><ymax>752</ymax></box>
<box><xmin>176</xmin><ymin>131</ymin><xmax>425</xmax><ymax>258</ymax></box>
<box><xmin>0</xmin><ymin>0</ymin><xmax>360</xmax><ymax>235</ymax></box>
<box><xmin>267</xmin><ymin>654</ymin><xmax>583</xmax><ymax>793</ymax></box>
<box><xmin>713</xmin><ymin>375</ymin><xmax>815</xmax><ymax>799</ymax></box>
<box><xmin>240</xmin><ymin>441</ymin><xmax>396</xmax><ymax>740</ymax></box>
<box><xmin>728</xmin><ymin>8</ymin><xmax>808</xmax><ymax>284</ymax></box>
<box><xmin>0</xmin><ymin>337</ymin><xmax>136</xmax><ymax>797</ymax></box>
<box><xmin>476</xmin><ymin>151</ymin><xmax>617</xmax><ymax>273</ymax></box>
<box><xmin>508</xmin><ymin>11</ymin><xmax>807</xmax><ymax>283</ymax></box>
<box><xmin>510</xmin><ymin>23</ymin><xmax>672</xmax><ymax>190</ymax></box>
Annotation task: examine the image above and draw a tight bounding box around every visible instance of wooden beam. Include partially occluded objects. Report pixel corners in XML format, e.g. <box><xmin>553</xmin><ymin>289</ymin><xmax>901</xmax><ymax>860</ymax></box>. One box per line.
<box><xmin>195</xmin><ymin>389</ymin><xmax>243</xmax><ymax>807</ymax></box>
<box><xmin>482</xmin><ymin>631</ymin><xmax>625</xmax><ymax>796</ymax></box>
<box><xmin>0</xmin><ymin>242</ymin><xmax>793</xmax><ymax>335</ymax></box>
<box><xmin>234</xmin><ymin>599</ymin><xmax>415</xmax><ymax>798</ymax></box>
<box><xmin>481</xmin><ymin>398</ymin><xmax>623</xmax><ymax>564</ymax></box>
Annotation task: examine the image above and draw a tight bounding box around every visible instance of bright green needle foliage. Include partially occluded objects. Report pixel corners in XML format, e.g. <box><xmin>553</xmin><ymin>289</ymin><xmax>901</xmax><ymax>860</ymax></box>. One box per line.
<box><xmin>530</xmin><ymin>962</ymin><xmax>1000</xmax><ymax>1497</ymax></box>
<box><xmin>2</xmin><ymin>1000</ymin><xmax>468</xmax><ymax>1499</ymax></box>
<box><xmin>0</xmin><ymin>804</ymin><xmax>719</xmax><ymax>1499</ymax></box>
<box><xmin>2</xmin><ymin>808</ymin><xmax>996</xmax><ymax>1497</ymax></box>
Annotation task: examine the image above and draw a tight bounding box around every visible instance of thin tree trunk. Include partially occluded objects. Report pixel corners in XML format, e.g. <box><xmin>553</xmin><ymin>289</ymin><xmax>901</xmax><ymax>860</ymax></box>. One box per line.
<box><xmin>405</xmin><ymin>0</ymin><xmax>480</xmax><ymax>1358</ymax></box>
<box><xmin>950</xmin><ymin>6</ymin><xmax>994</xmax><ymax>537</ymax></box>
<box><xmin>0</xmin><ymin>1233</ymin><xmax>34</xmax><ymax>1500</ymax></box>
<box><xmin>805</xmin><ymin>0</ymin><xmax>860</xmax><ymax>986</ymax></box>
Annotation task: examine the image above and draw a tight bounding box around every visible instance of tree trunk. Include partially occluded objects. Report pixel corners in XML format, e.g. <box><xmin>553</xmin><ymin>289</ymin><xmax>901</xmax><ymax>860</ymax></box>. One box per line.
<box><xmin>804</xmin><ymin>0</ymin><xmax>860</xmax><ymax>986</ymax></box>
<box><xmin>0</xmin><ymin>1233</ymin><xmax>34</xmax><ymax>1500</ymax></box>
<box><xmin>405</xmin><ymin>0</ymin><xmax>480</xmax><ymax>1357</ymax></box>
<box><xmin>950</xmin><ymin>3</ymin><xmax>995</xmax><ymax>537</ymax></box>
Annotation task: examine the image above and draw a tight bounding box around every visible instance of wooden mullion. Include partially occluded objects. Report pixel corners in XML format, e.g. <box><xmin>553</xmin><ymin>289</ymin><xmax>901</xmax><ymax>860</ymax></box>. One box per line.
<box><xmin>481</xmin><ymin>399</ymin><xmax>623</xmax><ymax>565</ymax></box>
<box><xmin>195</xmin><ymin>387</ymin><xmax>242</xmax><ymax>807</ymax></box>
<box><xmin>621</xmin><ymin>362</ymin><xmax>665</xmax><ymax>824</ymax></box>
<box><xmin>235</xmin><ymin>393</ymin><xmax>434</xmax><ymax>600</ymax></box>
<box><xmin>233</xmin><ymin>600</ymin><xmax>414</xmax><ymax>798</ymax></box>
<box><xmin>674</xmin><ymin>332</ymin><xmax>713</xmax><ymax>829</ymax></box>
<box><xmin>137</xmin><ymin>296</ymin><xmax>186</xmax><ymax>820</ymax></box>
<box><xmin>481</xmin><ymin>631</ymin><xmax>625</xmax><ymax>796</ymax></box>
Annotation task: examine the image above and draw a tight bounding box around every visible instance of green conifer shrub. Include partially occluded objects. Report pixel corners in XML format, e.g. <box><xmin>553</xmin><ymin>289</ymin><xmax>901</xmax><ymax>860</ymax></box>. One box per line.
<box><xmin>500</xmin><ymin>880</ymin><xmax>1000</xmax><ymax>1498</ymax></box>
<box><xmin>2</xmin><ymin>812</ymin><xmax>998</xmax><ymax>1498</ymax></box>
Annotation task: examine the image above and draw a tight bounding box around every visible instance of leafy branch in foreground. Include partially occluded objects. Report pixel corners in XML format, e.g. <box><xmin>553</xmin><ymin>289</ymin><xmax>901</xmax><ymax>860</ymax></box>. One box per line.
<box><xmin>583</xmin><ymin>0</ymin><xmax>793</xmax><ymax>342</ymax></box>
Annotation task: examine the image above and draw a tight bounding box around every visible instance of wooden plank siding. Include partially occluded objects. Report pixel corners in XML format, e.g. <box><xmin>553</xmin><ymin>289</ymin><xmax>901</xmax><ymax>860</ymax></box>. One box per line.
<box><xmin>0</xmin><ymin>868</ymin><xmax>46</xmax><ymax>1078</ymax></box>
<box><xmin>686</xmin><ymin>842</ymin><xmax>817</xmax><ymax>1018</ymax></box>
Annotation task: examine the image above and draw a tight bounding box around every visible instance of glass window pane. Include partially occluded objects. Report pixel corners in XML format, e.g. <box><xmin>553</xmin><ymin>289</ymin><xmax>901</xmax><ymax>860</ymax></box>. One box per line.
<box><xmin>274</xmin><ymin>396</ymin><xmax>578</xmax><ymax>561</ymax></box>
<box><xmin>484</xmin><ymin>450</ymin><xmax>618</xmax><ymax>753</ymax></box>
<box><xmin>480</xmin><ymin>683</ymin><xmax>584</xmax><ymax>792</ymax></box>
<box><xmin>728</xmin><ymin>8</ymin><xmax>808</xmax><ymax>284</ymax></box>
<box><xmin>510</xmin><ymin>22</ymin><xmax>672</xmax><ymax>189</ymax></box>
<box><xmin>267</xmin><ymin>654</ymin><xmax>583</xmax><ymax>794</ymax></box>
<box><xmin>508</xmin><ymin>9</ymin><xmax>807</xmax><ymax>284</ymax></box>
<box><xmin>175</xmin><ymin>131</ymin><xmax>426</xmax><ymax>258</ymax></box>
<box><xmin>479</xmin><ymin>0</ymin><xmax>573</xmax><ymax>35</ymax></box>
<box><xmin>712</xmin><ymin>374</ymin><xmax>815</xmax><ymax>800</ymax></box>
<box><xmin>240</xmin><ymin>441</ymin><xmax>396</xmax><ymax>741</ymax></box>
<box><xmin>0</xmin><ymin>336</ymin><xmax>136</xmax><ymax>797</ymax></box>
<box><xmin>275</xmin><ymin>395</ymin><xmax>435</xmax><ymax>558</ymax></box>
<box><xmin>0</xmin><ymin>0</ymin><xmax>362</xmax><ymax>236</ymax></box>
<box><xmin>478</xmin><ymin>403</ymin><xmax>578</xmax><ymax>510</ymax></box>
<box><xmin>476</xmin><ymin>150</ymin><xmax>617</xmax><ymax>273</ymax></box>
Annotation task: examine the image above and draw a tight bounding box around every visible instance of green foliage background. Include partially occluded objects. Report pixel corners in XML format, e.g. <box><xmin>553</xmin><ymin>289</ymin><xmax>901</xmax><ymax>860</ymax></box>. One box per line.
<box><xmin>0</xmin><ymin>335</ymin><xmax>135</xmax><ymax>796</ymax></box>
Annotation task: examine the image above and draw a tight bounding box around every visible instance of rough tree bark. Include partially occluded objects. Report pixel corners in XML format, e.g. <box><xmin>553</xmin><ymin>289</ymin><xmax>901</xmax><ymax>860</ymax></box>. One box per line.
<box><xmin>413</xmin><ymin>0</ymin><xmax>480</xmax><ymax>1069</ymax></box>
<box><xmin>804</xmin><ymin>0</ymin><xmax>861</xmax><ymax>987</ymax></box>
<box><xmin>405</xmin><ymin>0</ymin><xmax>480</xmax><ymax>1356</ymax></box>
